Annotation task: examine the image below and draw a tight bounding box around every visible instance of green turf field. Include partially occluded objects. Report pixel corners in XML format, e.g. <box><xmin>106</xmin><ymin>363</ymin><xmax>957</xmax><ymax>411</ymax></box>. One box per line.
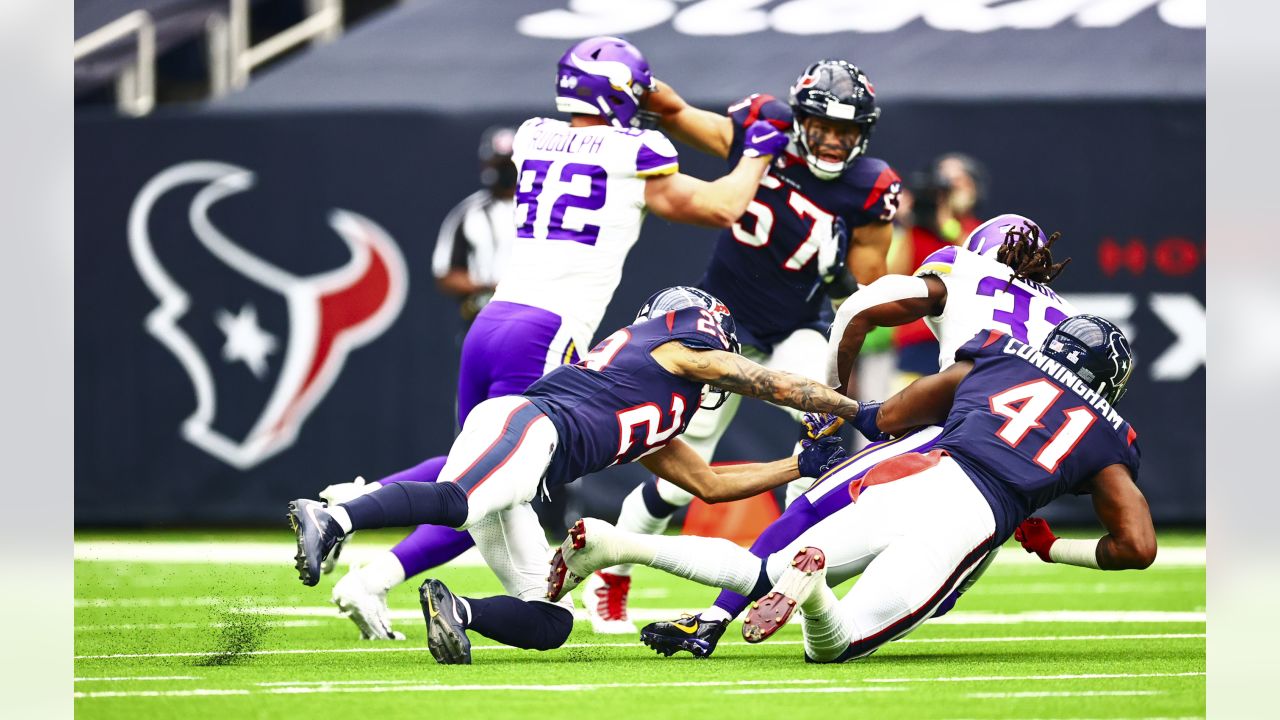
<box><xmin>74</xmin><ymin>529</ymin><xmax>1205</xmax><ymax>719</ymax></box>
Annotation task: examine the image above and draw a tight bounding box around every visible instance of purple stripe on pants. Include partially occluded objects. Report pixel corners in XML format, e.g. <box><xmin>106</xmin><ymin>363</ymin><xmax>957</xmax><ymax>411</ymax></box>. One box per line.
<box><xmin>711</xmin><ymin>429</ymin><xmax>941</xmax><ymax>619</ymax></box>
<box><xmin>383</xmin><ymin>301</ymin><xmax>578</xmax><ymax>579</ymax></box>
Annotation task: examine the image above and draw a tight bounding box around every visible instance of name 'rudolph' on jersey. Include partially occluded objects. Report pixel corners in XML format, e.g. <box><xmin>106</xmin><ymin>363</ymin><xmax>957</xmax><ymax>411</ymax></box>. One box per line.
<box><xmin>915</xmin><ymin>245</ymin><xmax>1080</xmax><ymax>371</ymax></box>
<box><xmin>493</xmin><ymin>117</ymin><xmax>680</xmax><ymax>346</ymax></box>
<box><xmin>524</xmin><ymin>306</ymin><xmax>730</xmax><ymax>487</ymax></box>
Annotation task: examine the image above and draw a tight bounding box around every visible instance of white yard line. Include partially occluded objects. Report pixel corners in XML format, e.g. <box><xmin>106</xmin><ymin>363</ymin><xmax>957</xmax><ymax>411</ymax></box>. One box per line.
<box><xmin>73</xmin><ymin>671</ymin><xmax>199</xmax><ymax>676</ymax></box>
<box><xmin>967</xmin><ymin>690</ymin><xmax>1162</xmax><ymax>698</ymax></box>
<box><xmin>73</xmin><ymin>541</ymin><xmax>1206</xmax><ymax>568</ymax></box>
<box><xmin>863</xmin><ymin>671</ymin><xmax>1205</xmax><ymax>684</ymax></box>
<box><xmin>74</xmin><ymin>633</ymin><xmax>1204</xmax><ymax>661</ymax></box>
<box><xmin>76</xmin><ymin>689</ymin><xmax>250</xmax><ymax>699</ymax></box>
<box><xmin>76</xmin><ymin>620</ymin><xmax>325</xmax><ymax>632</ymax></box>
<box><xmin>721</xmin><ymin>687</ymin><xmax>905</xmax><ymax>695</ymax></box>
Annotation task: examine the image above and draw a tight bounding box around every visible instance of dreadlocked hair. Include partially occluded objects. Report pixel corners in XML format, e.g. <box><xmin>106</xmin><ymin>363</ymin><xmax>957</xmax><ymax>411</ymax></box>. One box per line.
<box><xmin>996</xmin><ymin>223</ymin><xmax>1071</xmax><ymax>286</ymax></box>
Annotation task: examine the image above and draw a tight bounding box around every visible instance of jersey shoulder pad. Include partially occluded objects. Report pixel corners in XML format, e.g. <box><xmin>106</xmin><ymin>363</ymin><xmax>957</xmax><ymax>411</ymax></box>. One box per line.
<box><xmin>635</xmin><ymin>130</ymin><xmax>680</xmax><ymax>178</ymax></box>
<box><xmin>841</xmin><ymin>156</ymin><xmax>902</xmax><ymax>222</ymax></box>
<box><xmin>665</xmin><ymin>306</ymin><xmax>731</xmax><ymax>350</ymax></box>
<box><xmin>914</xmin><ymin>245</ymin><xmax>960</xmax><ymax>277</ymax></box>
<box><xmin>954</xmin><ymin>329</ymin><xmax>1009</xmax><ymax>363</ymax></box>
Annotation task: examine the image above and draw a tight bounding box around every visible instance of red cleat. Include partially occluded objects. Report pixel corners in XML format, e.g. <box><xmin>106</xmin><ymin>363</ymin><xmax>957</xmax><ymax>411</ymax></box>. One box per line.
<box><xmin>742</xmin><ymin>546</ymin><xmax>827</xmax><ymax>644</ymax></box>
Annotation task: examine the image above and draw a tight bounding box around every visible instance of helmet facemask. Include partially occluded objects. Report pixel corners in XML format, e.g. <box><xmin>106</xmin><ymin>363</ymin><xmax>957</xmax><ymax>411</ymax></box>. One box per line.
<box><xmin>789</xmin><ymin>59</ymin><xmax>880</xmax><ymax>181</ymax></box>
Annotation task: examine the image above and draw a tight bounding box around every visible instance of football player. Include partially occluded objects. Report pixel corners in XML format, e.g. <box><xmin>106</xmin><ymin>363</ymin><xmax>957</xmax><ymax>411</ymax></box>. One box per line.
<box><xmin>550</xmin><ymin>314</ymin><xmax>1152</xmax><ymax>664</ymax></box>
<box><xmin>593</xmin><ymin>59</ymin><xmax>903</xmax><ymax>632</ymax></box>
<box><xmin>637</xmin><ymin>215</ymin><xmax>1082</xmax><ymax>657</ymax></box>
<box><xmin>313</xmin><ymin>36</ymin><xmax>791</xmax><ymax>640</ymax></box>
<box><xmin>287</xmin><ymin>287</ymin><xmax>855</xmax><ymax>664</ymax></box>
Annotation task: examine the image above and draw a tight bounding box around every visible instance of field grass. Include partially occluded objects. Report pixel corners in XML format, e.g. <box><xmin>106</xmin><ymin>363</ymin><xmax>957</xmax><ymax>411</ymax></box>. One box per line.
<box><xmin>74</xmin><ymin>529</ymin><xmax>1205</xmax><ymax>719</ymax></box>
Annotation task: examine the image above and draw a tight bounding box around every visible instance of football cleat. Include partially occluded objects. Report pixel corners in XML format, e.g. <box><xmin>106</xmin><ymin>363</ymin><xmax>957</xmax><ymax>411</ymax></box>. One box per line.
<box><xmin>582</xmin><ymin>571</ymin><xmax>637</xmax><ymax>634</ymax></box>
<box><xmin>419</xmin><ymin>579</ymin><xmax>472</xmax><ymax>665</ymax></box>
<box><xmin>332</xmin><ymin>569</ymin><xmax>406</xmax><ymax>641</ymax></box>
<box><xmin>547</xmin><ymin>518</ymin><xmax>627</xmax><ymax>602</ymax></box>
<box><xmin>286</xmin><ymin>499</ymin><xmax>346</xmax><ymax>587</ymax></box>
<box><xmin>742</xmin><ymin>546</ymin><xmax>827</xmax><ymax>644</ymax></box>
<box><xmin>640</xmin><ymin>613</ymin><xmax>729</xmax><ymax>658</ymax></box>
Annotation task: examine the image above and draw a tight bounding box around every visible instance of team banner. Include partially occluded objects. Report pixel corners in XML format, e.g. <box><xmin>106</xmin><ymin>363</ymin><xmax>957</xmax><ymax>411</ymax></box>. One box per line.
<box><xmin>75</xmin><ymin>101</ymin><xmax>1203</xmax><ymax>524</ymax></box>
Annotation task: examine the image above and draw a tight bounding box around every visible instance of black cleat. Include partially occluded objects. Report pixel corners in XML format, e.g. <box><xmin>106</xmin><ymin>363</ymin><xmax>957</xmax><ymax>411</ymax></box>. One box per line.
<box><xmin>640</xmin><ymin>614</ymin><xmax>729</xmax><ymax>659</ymax></box>
<box><xmin>420</xmin><ymin>579</ymin><xmax>472</xmax><ymax>665</ymax></box>
<box><xmin>286</xmin><ymin>499</ymin><xmax>345</xmax><ymax>587</ymax></box>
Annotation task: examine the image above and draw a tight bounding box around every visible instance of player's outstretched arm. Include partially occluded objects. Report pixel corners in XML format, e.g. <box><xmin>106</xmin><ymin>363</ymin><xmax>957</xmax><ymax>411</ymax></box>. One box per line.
<box><xmin>1015</xmin><ymin>467</ymin><xmax>1156</xmax><ymax>571</ymax></box>
<box><xmin>652</xmin><ymin>342</ymin><xmax>860</xmax><ymax>420</ymax></box>
<box><xmin>876</xmin><ymin>360</ymin><xmax>973</xmax><ymax>435</ymax></box>
<box><xmin>645</xmin><ymin>79</ymin><xmax>734</xmax><ymax>159</ymax></box>
<box><xmin>1089</xmin><ymin>465</ymin><xmax>1158</xmax><ymax>569</ymax></box>
<box><xmin>826</xmin><ymin>274</ymin><xmax>947</xmax><ymax>392</ymax></box>
<box><xmin>643</xmin><ymin>160</ymin><xmax>766</xmax><ymax>228</ymax></box>
<box><xmin>639</xmin><ymin>439</ymin><xmax>799</xmax><ymax>503</ymax></box>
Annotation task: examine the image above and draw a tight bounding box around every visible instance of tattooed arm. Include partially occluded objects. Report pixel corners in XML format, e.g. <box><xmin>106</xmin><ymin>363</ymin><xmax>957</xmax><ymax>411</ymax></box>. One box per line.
<box><xmin>650</xmin><ymin>341</ymin><xmax>861</xmax><ymax>420</ymax></box>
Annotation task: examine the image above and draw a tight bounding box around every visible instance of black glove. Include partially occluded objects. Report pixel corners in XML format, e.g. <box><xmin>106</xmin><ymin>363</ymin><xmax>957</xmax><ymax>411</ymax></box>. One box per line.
<box><xmin>797</xmin><ymin>436</ymin><xmax>848</xmax><ymax>478</ymax></box>
<box><xmin>850</xmin><ymin>400</ymin><xmax>890</xmax><ymax>442</ymax></box>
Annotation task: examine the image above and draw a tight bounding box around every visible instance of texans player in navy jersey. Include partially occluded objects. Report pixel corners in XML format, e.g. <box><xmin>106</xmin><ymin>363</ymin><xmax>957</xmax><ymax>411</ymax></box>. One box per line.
<box><xmin>286</xmin><ymin>287</ymin><xmax>856</xmax><ymax>664</ymax></box>
<box><xmin>593</xmin><ymin>59</ymin><xmax>904</xmax><ymax>632</ymax></box>
<box><xmin>550</xmin><ymin>315</ymin><xmax>1154</xmax><ymax>663</ymax></box>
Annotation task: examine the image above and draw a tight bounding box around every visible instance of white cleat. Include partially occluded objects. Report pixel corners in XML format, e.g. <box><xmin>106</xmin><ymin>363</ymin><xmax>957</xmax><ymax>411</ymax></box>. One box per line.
<box><xmin>332</xmin><ymin>568</ymin><xmax>406</xmax><ymax>641</ymax></box>
<box><xmin>546</xmin><ymin>518</ymin><xmax>628</xmax><ymax>603</ymax></box>
<box><xmin>742</xmin><ymin>546</ymin><xmax>828</xmax><ymax>644</ymax></box>
<box><xmin>582</xmin><ymin>571</ymin><xmax>638</xmax><ymax>634</ymax></box>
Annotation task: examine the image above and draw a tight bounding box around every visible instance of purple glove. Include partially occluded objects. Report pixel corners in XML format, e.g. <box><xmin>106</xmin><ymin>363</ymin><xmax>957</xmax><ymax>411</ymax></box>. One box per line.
<box><xmin>797</xmin><ymin>436</ymin><xmax>848</xmax><ymax>478</ymax></box>
<box><xmin>850</xmin><ymin>400</ymin><xmax>890</xmax><ymax>443</ymax></box>
<box><xmin>801</xmin><ymin>412</ymin><xmax>844</xmax><ymax>440</ymax></box>
<box><xmin>742</xmin><ymin>120</ymin><xmax>789</xmax><ymax>158</ymax></box>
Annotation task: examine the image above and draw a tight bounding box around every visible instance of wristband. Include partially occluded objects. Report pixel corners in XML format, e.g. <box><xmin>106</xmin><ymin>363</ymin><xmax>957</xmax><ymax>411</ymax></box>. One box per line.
<box><xmin>1047</xmin><ymin>538</ymin><xmax>1101</xmax><ymax>569</ymax></box>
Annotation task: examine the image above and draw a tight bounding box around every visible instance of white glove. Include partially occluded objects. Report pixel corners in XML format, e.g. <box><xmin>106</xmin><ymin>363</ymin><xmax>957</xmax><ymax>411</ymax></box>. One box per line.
<box><xmin>319</xmin><ymin>475</ymin><xmax>381</xmax><ymax>507</ymax></box>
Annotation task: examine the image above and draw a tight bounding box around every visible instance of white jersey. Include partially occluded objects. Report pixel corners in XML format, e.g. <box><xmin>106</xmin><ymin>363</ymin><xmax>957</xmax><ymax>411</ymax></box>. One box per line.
<box><xmin>492</xmin><ymin>117</ymin><xmax>679</xmax><ymax>345</ymax></box>
<box><xmin>915</xmin><ymin>245</ymin><xmax>1078</xmax><ymax>369</ymax></box>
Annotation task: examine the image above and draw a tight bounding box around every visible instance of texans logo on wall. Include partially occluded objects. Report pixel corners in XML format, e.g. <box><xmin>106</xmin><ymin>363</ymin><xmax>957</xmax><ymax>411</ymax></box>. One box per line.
<box><xmin>128</xmin><ymin>161</ymin><xmax>408</xmax><ymax>469</ymax></box>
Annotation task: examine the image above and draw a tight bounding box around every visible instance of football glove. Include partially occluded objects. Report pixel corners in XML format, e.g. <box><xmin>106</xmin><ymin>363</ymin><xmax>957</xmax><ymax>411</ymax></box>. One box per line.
<box><xmin>850</xmin><ymin>400</ymin><xmax>890</xmax><ymax>442</ymax></box>
<box><xmin>742</xmin><ymin>120</ymin><xmax>789</xmax><ymax>158</ymax></box>
<box><xmin>1014</xmin><ymin>517</ymin><xmax>1058</xmax><ymax>563</ymax></box>
<box><xmin>319</xmin><ymin>475</ymin><xmax>381</xmax><ymax>507</ymax></box>
<box><xmin>797</xmin><ymin>436</ymin><xmax>848</xmax><ymax>478</ymax></box>
<box><xmin>801</xmin><ymin>412</ymin><xmax>844</xmax><ymax>440</ymax></box>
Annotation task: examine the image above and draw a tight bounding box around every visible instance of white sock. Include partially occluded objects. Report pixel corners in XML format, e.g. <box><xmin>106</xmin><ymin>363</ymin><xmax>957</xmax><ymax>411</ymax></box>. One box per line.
<box><xmin>799</xmin><ymin>584</ymin><xmax>854</xmax><ymax>662</ymax></box>
<box><xmin>327</xmin><ymin>505</ymin><xmax>353</xmax><ymax>534</ymax></box>
<box><xmin>647</xmin><ymin>535</ymin><xmax>761</xmax><ymax>596</ymax></box>
<box><xmin>359</xmin><ymin>551</ymin><xmax>406</xmax><ymax>594</ymax></box>
<box><xmin>607</xmin><ymin>485</ymin><xmax>673</xmax><ymax>577</ymax></box>
<box><xmin>699</xmin><ymin>606</ymin><xmax>733</xmax><ymax>623</ymax></box>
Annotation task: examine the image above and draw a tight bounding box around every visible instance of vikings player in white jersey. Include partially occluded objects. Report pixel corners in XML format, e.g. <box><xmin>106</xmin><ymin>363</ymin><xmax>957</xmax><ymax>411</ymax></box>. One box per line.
<box><xmin>314</xmin><ymin>36</ymin><xmax>790</xmax><ymax>641</ymax></box>
<box><xmin>633</xmin><ymin>213</ymin><xmax>1084</xmax><ymax>658</ymax></box>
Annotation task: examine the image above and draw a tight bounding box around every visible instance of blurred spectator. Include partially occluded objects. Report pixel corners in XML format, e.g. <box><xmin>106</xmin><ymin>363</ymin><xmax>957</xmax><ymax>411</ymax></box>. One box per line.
<box><xmin>889</xmin><ymin>153</ymin><xmax>987</xmax><ymax>391</ymax></box>
<box><xmin>431</xmin><ymin>126</ymin><xmax>518</xmax><ymax>324</ymax></box>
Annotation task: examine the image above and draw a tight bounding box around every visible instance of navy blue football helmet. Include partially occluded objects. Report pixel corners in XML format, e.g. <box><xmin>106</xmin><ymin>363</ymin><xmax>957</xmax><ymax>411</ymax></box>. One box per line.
<box><xmin>789</xmin><ymin>60</ymin><xmax>880</xmax><ymax>180</ymax></box>
<box><xmin>637</xmin><ymin>286</ymin><xmax>740</xmax><ymax>410</ymax></box>
<box><xmin>1041</xmin><ymin>315</ymin><xmax>1135</xmax><ymax>404</ymax></box>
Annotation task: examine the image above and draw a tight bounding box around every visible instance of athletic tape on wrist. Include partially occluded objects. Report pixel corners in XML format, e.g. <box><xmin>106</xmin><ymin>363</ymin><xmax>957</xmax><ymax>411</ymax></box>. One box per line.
<box><xmin>1048</xmin><ymin>538</ymin><xmax>1102</xmax><ymax>569</ymax></box>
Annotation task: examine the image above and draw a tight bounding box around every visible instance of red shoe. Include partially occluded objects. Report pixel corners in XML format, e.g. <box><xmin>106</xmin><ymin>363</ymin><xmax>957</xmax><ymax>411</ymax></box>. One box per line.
<box><xmin>742</xmin><ymin>546</ymin><xmax>827</xmax><ymax>643</ymax></box>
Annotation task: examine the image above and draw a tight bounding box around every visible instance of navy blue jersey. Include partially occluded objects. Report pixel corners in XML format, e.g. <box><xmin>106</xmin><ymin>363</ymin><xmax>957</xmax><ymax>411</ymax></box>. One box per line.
<box><xmin>524</xmin><ymin>306</ymin><xmax>731</xmax><ymax>485</ymax></box>
<box><xmin>935</xmin><ymin>331</ymin><xmax>1142</xmax><ymax>543</ymax></box>
<box><xmin>698</xmin><ymin>94</ymin><xmax>902</xmax><ymax>349</ymax></box>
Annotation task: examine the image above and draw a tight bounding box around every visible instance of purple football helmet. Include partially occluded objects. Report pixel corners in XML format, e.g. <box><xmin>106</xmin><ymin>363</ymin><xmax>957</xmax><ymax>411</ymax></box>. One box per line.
<box><xmin>963</xmin><ymin>213</ymin><xmax>1045</xmax><ymax>258</ymax></box>
<box><xmin>555</xmin><ymin>36</ymin><xmax>656</xmax><ymax>129</ymax></box>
